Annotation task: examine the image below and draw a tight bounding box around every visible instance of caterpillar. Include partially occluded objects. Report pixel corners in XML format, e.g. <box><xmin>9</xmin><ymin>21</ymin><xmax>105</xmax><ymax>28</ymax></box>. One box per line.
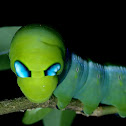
<box><xmin>9</xmin><ymin>24</ymin><xmax>126</xmax><ymax>117</ymax></box>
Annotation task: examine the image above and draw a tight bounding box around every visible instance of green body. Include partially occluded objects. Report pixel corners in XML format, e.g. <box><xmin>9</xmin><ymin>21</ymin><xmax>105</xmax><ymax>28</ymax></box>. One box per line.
<box><xmin>55</xmin><ymin>53</ymin><xmax>126</xmax><ymax>117</ymax></box>
<box><xmin>9</xmin><ymin>24</ymin><xmax>126</xmax><ymax>117</ymax></box>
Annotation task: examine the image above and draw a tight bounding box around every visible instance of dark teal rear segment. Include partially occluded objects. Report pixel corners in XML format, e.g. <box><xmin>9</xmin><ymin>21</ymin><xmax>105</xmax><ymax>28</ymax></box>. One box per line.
<box><xmin>54</xmin><ymin>53</ymin><xmax>105</xmax><ymax>114</ymax></box>
<box><xmin>54</xmin><ymin>54</ymin><xmax>85</xmax><ymax>109</ymax></box>
<box><xmin>74</xmin><ymin>61</ymin><xmax>105</xmax><ymax>115</ymax></box>
<box><xmin>54</xmin><ymin>53</ymin><xmax>126</xmax><ymax>117</ymax></box>
<box><xmin>101</xmin><ymin>66</ymin><xmax>126</xmax><ymax>117</ymax></box>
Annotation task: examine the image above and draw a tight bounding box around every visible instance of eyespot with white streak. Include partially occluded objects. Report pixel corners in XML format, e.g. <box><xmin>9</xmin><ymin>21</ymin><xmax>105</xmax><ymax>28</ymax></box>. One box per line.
<box><xmin>14</xmin><ymin>61</ymin><xmax>31</xmax><ymax>78</ymax></box>
<box><xmin>44</xmin><ymin>63</ymin><xmax>61</xmax><ymax>76</ymax></box>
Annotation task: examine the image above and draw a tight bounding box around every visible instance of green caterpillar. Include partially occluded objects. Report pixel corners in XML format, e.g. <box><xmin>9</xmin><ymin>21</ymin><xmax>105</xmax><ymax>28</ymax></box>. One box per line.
<box><xmin>9</xmin><ymin>24</ymin><xmax>126</xmax><ymax>117</ymax></box>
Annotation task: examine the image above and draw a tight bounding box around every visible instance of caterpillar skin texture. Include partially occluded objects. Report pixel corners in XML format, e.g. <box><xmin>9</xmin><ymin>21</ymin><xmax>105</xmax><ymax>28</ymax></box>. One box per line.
<box><xmin>9</xmin><ymin>25</ymin><xmax>126</xmax><ymax>117</ymax></box>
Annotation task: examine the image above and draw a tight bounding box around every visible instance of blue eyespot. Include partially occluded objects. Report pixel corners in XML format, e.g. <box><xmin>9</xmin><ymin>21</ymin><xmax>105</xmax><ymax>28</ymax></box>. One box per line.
<box><xmin>14</xmin><ymin>61</ymin><xmax>31</xmax><ymax>78</ymax></box>
<box><xmin>45</xmin><ymin>63</ymin><xmax>61</xmax><ymax>76</ymax></box>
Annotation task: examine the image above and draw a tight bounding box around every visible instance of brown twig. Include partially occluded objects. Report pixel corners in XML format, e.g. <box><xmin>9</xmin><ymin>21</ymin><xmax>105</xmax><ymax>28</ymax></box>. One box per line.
<box><xmin>0</xmin><ymin>96</ymin><xmax>118</xmax><ymax>116</ymax></box>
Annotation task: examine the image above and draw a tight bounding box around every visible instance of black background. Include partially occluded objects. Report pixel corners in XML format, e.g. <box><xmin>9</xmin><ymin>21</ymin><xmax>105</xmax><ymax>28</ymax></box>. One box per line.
<box><xmin>0</xmin><ymin>10</ymin><xmax>126</xmax><ymax>126</ymax></box>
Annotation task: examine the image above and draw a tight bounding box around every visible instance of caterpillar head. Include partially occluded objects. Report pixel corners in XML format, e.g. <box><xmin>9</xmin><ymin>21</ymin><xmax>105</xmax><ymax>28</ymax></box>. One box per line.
<box><xmin>9</xmin><ymin>24</ymin><xmax>65</xmax><ymax>103</ymax></box>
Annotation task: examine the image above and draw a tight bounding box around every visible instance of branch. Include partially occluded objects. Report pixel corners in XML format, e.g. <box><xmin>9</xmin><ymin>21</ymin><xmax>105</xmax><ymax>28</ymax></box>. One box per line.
<box><xmin>0</xmin><ymin>96</ymin><xmax>118</xmax><ymax>116</ymax></box>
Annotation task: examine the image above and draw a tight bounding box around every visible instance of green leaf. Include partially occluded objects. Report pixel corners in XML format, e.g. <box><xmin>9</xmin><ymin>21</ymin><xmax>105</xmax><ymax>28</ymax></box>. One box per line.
<box><xmin>43</xmin><ymin>109</ymin><xmax>76</xmax><ymax>126</ymax></box>
<box><xmin>0</xmin><ymin>54</ymin><xmax>10</xmax><ymax>70</ymax></box>
<box><xmin>0</xmin><ymin>26</ymin><xmax>21</xmax><ymax>70</ymax></box>
<box><xmin>22</xmin><ymin>108</ymin><xmax>53</xmax><ymax>125</ymax></box>
<box><xmin>0</xmin><ymin>26</ymin><xmax>21</xmax><ymax>55</ymax></box>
